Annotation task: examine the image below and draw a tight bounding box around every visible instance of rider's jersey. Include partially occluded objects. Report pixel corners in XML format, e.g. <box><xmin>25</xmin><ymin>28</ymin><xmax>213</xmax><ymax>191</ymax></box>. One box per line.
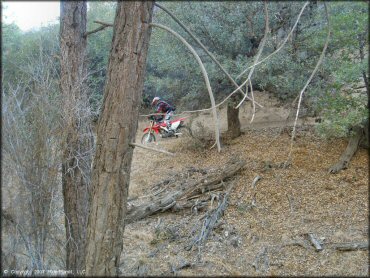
<box><xmin>155</xmin><ymin>101</ymin><xmax>174</xmax><ymax>114</ymax></box>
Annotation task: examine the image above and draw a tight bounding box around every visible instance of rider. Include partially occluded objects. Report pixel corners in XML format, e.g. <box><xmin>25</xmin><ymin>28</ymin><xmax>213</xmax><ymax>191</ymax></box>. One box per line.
<box><xmin>151</xmin><ymin>96</ymin><xmax>175</xmax><ymax>132</ymax></box>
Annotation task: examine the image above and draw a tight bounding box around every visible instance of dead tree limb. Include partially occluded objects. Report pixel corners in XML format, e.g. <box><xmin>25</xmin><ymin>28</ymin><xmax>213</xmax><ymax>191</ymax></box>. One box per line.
<box><xmin>287</xmin><ymin>3</ymin><xmax>331</xmax><ymax>162</ymax></box>
<box><xmin>84</xmin><ymin>21</ymin><xmax>113</xmax><ymax>37</ymax></box>
<box><xmin>188</xmin><ymin>182</ymin><xmax>236</xmax><ymax>250</ymax></box>
<box><xmin>149</xmin><ymin>23</ymin><xmax>221</xmax><ymax>152</ymax></box>
<box><xmin>155</xmin><ymin>3</ymin><xmax>264</xmax><ymax>108</ymax></box>
<box><xmin>129</xmin><ymin>142</ymin><xmax>175</xmax><ymax>156</ymax></box>
<box><xmin>94</xmin><ymin>20</ymin><xmax>113</xmax><ymax>27</ymax></box>
<box><xmin>125</xmin><ymin>160</ymin><xmax>245</xmax><ymax>224</ymax></box>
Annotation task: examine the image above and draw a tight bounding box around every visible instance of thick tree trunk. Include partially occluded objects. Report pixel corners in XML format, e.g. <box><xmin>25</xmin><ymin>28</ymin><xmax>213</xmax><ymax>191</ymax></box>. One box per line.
<box><xmin>226</xmin><ymin>97</ymin><xmax>241</xmax><ymax>139</ymax></box>
<box><xmin>84</xmin><ymin>2</ymin><xmax>154</xmax><ymax>276</ymax></box>
<box><xmin>60</xmin><ymin>1</ymin><xmax>93</xmax><ymax>273</ymax></box>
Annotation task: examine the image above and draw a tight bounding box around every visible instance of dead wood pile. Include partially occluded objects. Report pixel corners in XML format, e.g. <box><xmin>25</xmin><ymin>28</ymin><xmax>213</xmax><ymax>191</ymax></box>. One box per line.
<box><xmin>125</xmin><ymin>159</ymin><xmax>246</xmax><ymax>225</ymax></box>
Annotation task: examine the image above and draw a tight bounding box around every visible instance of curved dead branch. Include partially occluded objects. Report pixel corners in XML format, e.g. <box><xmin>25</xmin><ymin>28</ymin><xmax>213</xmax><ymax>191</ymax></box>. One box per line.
<box><xmin>287</xmin><ymin>3</ymin><xmax>331</xmax><ymax>161</ymax></box>
<box><xmin>235</xmin><ymin>1</ymin><xmax>269</xmax><ymax>109</ymax></box>
<box><xmin>155</xmin><ymin>3</ymin><xmax>263</xmax><ymax>108</ymax></box>
<box><xmin>149</xmin><ymin>23</ymin><xmax>221</xmax><ymax>152</ymax></box>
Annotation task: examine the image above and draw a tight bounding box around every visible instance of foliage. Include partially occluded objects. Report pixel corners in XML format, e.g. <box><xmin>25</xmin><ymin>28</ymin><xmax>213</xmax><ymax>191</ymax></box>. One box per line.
<box><xmin>2</xmin><ymin>2</ymin><xmax>368</xmax><ymax>135</ymax></box>
<box><xmin>86</xmin><ymin>2</ymin><xmax>116</xmax><ymax>115</ymax></box>
<box><xmin>315</xmin><ymin>90</ymin><xmax>367</xmax><ymax>137</ymax></box>
<box><xmin>146</xmin><ymin>2</ymin><xmax>368</xmax><ymax>138</ymax></box>
<box><xmin>145</xmin><ymin>2</ymin><xmax>321</xmax><ymax>110</ymax></box>
<box><xmin>309</xmin><ymin>2</ymin><xmax>369</xmax><ymax>137</ymax></box>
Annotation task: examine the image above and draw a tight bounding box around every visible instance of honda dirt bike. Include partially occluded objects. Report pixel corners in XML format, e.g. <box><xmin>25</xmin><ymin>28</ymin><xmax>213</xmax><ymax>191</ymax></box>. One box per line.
<box><xmin>141</xmin><ymin>116</ymin><xmax>192</xmax><ymax>144</ymax></box>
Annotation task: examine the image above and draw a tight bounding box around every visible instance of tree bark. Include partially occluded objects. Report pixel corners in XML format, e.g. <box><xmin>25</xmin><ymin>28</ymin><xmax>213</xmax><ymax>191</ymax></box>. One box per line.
<box><xmin>84</xmin><ymin>2</ymin><xmax>154</xmax><ymax>276</ymax></box>
<box><xmin>328</xmin><ymin>125</ymin><xmax>363</xmax><ymax>173</ymax></box>
<box><xmin>60</xmin><ymin>1</ymin><xmax>93</xmax><ymax>273</ymax></box>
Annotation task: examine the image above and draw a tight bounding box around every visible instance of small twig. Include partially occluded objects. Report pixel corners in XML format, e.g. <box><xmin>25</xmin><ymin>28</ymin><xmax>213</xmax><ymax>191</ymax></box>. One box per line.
<box><xmin>249</xmin><ymin>79</ymin><xmax>256</xmax><ymax>123</ymax></box>
<box><xmin>251</xmin><ymin>175</ymin><xmax>261</xmax><ymax>189</ymax></box>
<box><xmin>306</xmin><ymin>233</ymin><xmax>323</xmax><ymax>251</ymax></box>
<box><xmin>332</xmin><ymin>242</ymin><xmax>368</xmax><ymax>251</ymax></box>
<box><xmin>286</xmin><ymin>193</ymin><xmax>294</xmax><ymax>213</ymax></box>
<box><xmin>209</xmin><ymin>141</ymin><xmax>217</xmax><ymax>150</ymax></box>
<box><xmin>280</xmin><ymin>240</ymin><xmax>310</xmax><ymax>249</ymax></box>
<box><xmin>94</xmin><ymin>20</ymin><xmax>113</xmax><ymax>27</ymax></box>
<box><xmin>129</xmin><ymin>142</ymin><xmax>175</xmax><ymax>156</ymax></box>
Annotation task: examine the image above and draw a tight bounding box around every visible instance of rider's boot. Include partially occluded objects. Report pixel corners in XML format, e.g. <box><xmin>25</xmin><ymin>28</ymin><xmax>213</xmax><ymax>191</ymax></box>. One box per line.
<box><xmin>167</xmin><ymin>124</ymin><xmax>175</xmax><ymax>136</ymax></box>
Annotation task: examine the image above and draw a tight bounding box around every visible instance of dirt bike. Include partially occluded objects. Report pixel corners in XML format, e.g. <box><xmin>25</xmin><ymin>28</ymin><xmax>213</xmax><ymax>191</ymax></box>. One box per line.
<box><xmin>141</xmin><ymin>116</ymin><xmax>192</xmax><ymax>144</ymax></box>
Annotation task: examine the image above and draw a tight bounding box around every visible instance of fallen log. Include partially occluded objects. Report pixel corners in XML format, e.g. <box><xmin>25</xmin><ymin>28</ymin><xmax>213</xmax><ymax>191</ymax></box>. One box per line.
<box><xmin>125</xmin><ymin>159</ymin><xmax>246</xmax><ymax>224</ymax></box>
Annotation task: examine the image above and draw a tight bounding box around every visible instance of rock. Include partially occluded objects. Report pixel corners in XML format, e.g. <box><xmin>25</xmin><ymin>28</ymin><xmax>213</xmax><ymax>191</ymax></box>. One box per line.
<box><xmin>230</xmin><ymin>236</ymin><xmax>239</xmax><ymax>248</ymax></box>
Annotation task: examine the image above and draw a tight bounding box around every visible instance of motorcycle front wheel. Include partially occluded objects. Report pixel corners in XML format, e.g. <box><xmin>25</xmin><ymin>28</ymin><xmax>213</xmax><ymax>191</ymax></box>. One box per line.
<box><xmin>141</xmin><ymin>132</ymin><xmax>156</xmax><ymax>144</ymax></box>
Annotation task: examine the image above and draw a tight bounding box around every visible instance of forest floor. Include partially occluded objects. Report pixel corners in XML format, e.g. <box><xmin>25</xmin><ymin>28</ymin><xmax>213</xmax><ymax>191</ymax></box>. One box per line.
<box><xmin>120</xmin><ymin>93</ymin><xmax>368</xmax><ymax>276</ymax></box>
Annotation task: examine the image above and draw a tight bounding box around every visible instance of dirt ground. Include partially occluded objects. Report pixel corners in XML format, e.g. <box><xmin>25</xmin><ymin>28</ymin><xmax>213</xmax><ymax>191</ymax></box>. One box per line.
<box><xmin>120</xmin><ymin>93</ymin><xmax>369</xmax><ymax>276</ymax></box>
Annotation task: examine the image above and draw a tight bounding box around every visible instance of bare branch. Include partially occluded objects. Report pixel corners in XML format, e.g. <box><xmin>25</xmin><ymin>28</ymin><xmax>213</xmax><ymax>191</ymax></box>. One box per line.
<box><xmin>236</xmin><ymin>1</ymin><xmax>269</xmax><ymax>109</ymax></box>
<box><xmin>249</xmin><ymin>79</ymin><xmax>256</xmax><ymax>123</ymax></box>
<box><xmin>94</xmin><ymin>20</ymin><xmax>113</xmax><ymax>27</ymax></box>
<box><xmin>287</xmin><ymin>2</ymin><xmax>331</xmax><ymax>162</ymax></box>
<box><xmin>129</xmin><ymin>142</ymin><xmax>175</xmax><ymax>156</ymax></box>
<box><xmin>236</xmin><ymin>2</ymin><xmax>310</xmax><ymax>80</ymax></box>
<box><xmin>150</xmin><ymin>23</ymin><xmax>221</xmax><ymax>152</ymax></box>
<box><xmin>84</xmin><ymin>20</ymin><xmax>113</xmax><ymax>37</ymax></box>
<box><xmin>155</xmin><ymin>3</ymin><xmax>261</xmax><ymax>107</ymax></box>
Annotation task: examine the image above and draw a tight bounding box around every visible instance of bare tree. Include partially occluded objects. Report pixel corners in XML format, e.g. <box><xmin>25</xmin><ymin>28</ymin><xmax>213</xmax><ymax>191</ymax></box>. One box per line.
<box><xmin>84</xmin><ymin>1</ymin><xmax>154</xmax><ymax>275</ymax></box>
<box><xmin>60</xmin><ymin>1</ymin><xmax>93</xmax><ymax>272</ymax></box>
<box><xmin>2</xmin><ymin>44</ymin><xmax>63</xmax><ymax>270</ymax></box>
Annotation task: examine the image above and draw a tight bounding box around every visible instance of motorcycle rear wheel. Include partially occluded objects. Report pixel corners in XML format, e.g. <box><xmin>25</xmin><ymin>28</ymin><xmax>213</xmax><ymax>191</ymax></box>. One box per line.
<box><xmin>141</xmin><ymin>132</ymin><xmax>156</xmax><ymax>144</ymax></box>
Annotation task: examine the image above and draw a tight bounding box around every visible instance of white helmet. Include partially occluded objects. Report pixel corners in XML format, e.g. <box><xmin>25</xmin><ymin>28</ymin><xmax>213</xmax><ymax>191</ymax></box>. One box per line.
<box><xmin>151</xmin><ymin>97</ymin><xmax>160</xmax><ymax>106</ymax></box>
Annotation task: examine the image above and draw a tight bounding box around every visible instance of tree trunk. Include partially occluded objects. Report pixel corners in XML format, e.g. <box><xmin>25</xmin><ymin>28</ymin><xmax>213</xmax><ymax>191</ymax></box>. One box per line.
<box><xmin>328</xmin><ymin>125</ymin><xmax>363</xmax><ymax>173</ymax></box>
<box><xmin>329</xmin><ymin>30</ymin><xmax>370</xmax><ymax>174</ymax></box>
<box><xmin>226</xmin><ymin>97</ymin><xmax>241</xmax><ymax>139</ymax></box>
<box><xmin>60</xmin><ymin>1</ymin><xmax>93</xmax><ymax>273</ymax></box>
<box><xmin>84</xmin><ymin>2</ymin><xmax>154</xmax><ymax>276</ymax></box>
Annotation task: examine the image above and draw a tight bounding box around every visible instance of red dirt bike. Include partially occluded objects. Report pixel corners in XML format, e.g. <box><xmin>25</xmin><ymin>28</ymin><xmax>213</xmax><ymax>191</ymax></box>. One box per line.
<box><xmin>141</xmin><ymin>116</ymin><xmax>192</xmax><ymax>144</ymax></box>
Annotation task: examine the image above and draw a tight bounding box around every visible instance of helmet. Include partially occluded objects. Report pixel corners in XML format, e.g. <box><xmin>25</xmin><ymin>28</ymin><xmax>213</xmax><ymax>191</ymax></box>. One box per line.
<box><xmin>151</xmin><ymin>97</ymin><xmax>160</xmax><ymax>106</ymax></box>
